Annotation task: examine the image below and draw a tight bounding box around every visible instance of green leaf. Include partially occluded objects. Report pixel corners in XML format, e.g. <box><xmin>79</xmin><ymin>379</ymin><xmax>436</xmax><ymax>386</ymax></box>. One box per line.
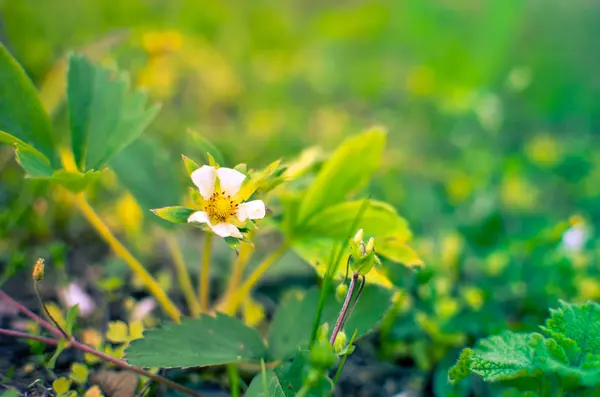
<box><xmin>541</xmin><ymin>300</ymin><xmax>600</xmax><ymax>364</ymax></box>
<box><xmin>125</xmin><ymin>313</ymin><xmax>268</xmax><ymax>368</ymax></box>
<box><xmin>246</xmin><ymin>351</ymin><xmax>333</xmax><ymax>397</ymax></box>
<box><xmin>181</xmin><ymin>154</ymin><xmax>200</xmax><ymax>176</ymax></box>
<box><xmin>448</xmin><ymin>348</ymin><xmax>474</xmax><ymax>384</ymax></box>
<box><xmin>111</xmin><ymin>138</ymin><xmax>184</xmax><ymax>211</ymax></box>
<box><xmin>268</xmin><ymin>285</ymin><xmax>392</xmax><ymax>361</ymax></box>
<box><xmin>151</xmin><ymin>206</ymin><xmax>195</xmax><ymax>224</ymax></box>
<box><xmin>187</xmin><ymin>129</ymin><xmax>225</xmax><ymax>166</ymax></box>
<box><xmin>67</xmin><ymin>54</ymin><xmax>159</xmax><ymax>171</ymax></box>
<box><xmin>469</xmin><ymin>332</ymin><xmax>538</xmax><ymax>382</ymax></box>
<box><xmin>50</xmin><ymin>170</ymin><xmax>103</xmax><ymax>193</ymax></box>
<box><xmin>65</xmin><ymin>304</ymin><xmax>79</xmax><ymax>337</ymax></box>
<box><xmin>450</xmin><ymin>301</ymin><xmax>600</xmax><ymax>390</ymax></box>
<box><xmin>0</xmin><ymin>43</ymin><xmax>57</xmax><ymax>166</ymax></box>
<box><xmin>47</xmin><ymin>339</ymin><xmax>69</xmax><ymax>369</ymax></box>
<box><xmin>296</xmin><ymin>127</ymin><xmax>386</xmax><ymax>224</ymax></box>
<box><xmin>299</xmin><ymin>200</ymin><xmax>411</xmax><ymax>240</ymax></box>
<box><xmin>15</xmin><ymin>146</ymin><xmax>53</xmax><ymax>178</ymax></box>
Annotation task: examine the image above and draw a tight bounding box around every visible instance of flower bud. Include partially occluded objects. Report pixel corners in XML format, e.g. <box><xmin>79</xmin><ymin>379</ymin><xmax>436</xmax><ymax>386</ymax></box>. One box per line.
<box><xmin>32</xmin><ymin>258</ymin><xmax>45</xmax><ymax>281</ymax></box>
<box><xmin>316</xmin><ymin>323</ymin><xmax>330</xmax><ymax>344</ymax></box>
<box><xmin>335</xmin><ymin>283</ymin><xmax>349</xmax><ymax>302</ymax></box>
<box><xmin>366</xmin><ymin>237</ymin><xmax>375</xmax><ymax>254</ymax></box>
<box><xmin>309</xmin><ymin>341</ymin><xmax>337</xmax><ymax>370</ymax></box>
<box><xmin>352</xmin><ymin>229</ymin><xmax>364</xmax><ymax>244</ymax></box>
<box><xmin>333</xmin><ymin>331</ymin><xmax>347</xmax><ymax>354</ymax></box>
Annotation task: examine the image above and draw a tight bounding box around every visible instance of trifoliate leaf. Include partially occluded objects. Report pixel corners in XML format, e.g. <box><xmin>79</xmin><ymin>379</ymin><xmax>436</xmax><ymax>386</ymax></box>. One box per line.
<box><xmin>125</xmin><ymin>313</ymin><xmax>268</xmax><ymax>368</ymax></box>
<box><xmin>67</xmin><ymin>54</ymin><xmax>159</xmax><ymax>172</ymax></box>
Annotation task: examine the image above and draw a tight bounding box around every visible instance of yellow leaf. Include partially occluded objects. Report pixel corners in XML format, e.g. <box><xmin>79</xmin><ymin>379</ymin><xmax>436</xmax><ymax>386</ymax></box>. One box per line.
<box><xmin>129</xmin><ymin>320</ymin><xmax>144</xmax><ymax>341</ymax></box>
<box><xmin>242</xmin><ymin>296</ymin><xmax>266</xmax><ymax>327</ymax></box>
<box><xmin>46</xmin><ymin>303</ymin><xmax>67</xmax><ymax>330</ymax></box>
<box><xmin>84</xmin><ymin>386</ymin><xmax>103</xmax><ymax>397</ymax></box>
<box><xmin>53</xmin><ymin>378</ymin><xmax>72</xmax><ymax>394</ymax></box>
<box><xmin>84</xmin><ymin>353</ymin><xmax>100</xmax><ymax>365</ymax></box>
<box><xmin>104</xmin><ymin>344</ymin><xmax>127</xmax><ymax>359</ymax></box>
<box><xmin>69</xmin><ymin>362</ymin><xmax>89</xmax><ymax>384</ymax></box>
<box><xmin>105</xmin><ymin>321</ymin><xmax>129</xmax><ymax>343</ymax></box>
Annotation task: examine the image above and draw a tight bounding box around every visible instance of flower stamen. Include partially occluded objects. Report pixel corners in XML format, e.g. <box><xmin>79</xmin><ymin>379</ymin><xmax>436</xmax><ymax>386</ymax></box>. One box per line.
<box><xmin>205</xmin><ymin>192</ymin><xmax>237</xmax><ymax>224</ymax></box>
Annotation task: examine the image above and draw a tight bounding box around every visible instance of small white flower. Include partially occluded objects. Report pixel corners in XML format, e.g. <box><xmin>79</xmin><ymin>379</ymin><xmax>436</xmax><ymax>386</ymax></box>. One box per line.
<box><xmin>187</xmin><ymin>165</ymin><xmax>266</xmax><ymax>238</ymax></box>
<box><xmin>57</xmin><ymin>283</ymin><xmax>96</xmax><ymax>318</ymax></box>
<box><xmin>562</xmin><ymin>226</ymin><xmax>587</xmax><ymax>252</ymax></box>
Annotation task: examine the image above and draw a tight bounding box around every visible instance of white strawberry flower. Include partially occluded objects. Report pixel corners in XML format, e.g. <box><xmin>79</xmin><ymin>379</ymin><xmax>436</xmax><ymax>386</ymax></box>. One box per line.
<box><xmin>187</xmin><ymin>165</ymin><xmax>266</xmax><ymax>238</ymax></box>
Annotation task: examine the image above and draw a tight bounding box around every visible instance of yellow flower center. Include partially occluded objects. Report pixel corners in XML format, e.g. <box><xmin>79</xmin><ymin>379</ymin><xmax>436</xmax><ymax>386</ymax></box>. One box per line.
<box><xmin>205</xmin><ymin>191</ymin><xmax>238</xmax><ymax>224</ymax></box>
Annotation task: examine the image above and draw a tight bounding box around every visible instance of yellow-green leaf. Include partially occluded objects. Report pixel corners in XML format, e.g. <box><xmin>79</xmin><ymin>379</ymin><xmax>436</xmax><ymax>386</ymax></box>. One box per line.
<box><xmin>52</xmin><ymin>378</ymin><xmax>72</xmax><ymax>394</ymax></box>
<box><xmin>300</xmin><ymin>200</ymin><xmax>411</xmax><ymax>241</ymax></box>
<box><xmin>151</xmin><ymin>206</ymin><xmax>195</xmax><ymax>224</ymax></box>
<box><xmin>69</xmin><ymin>362</ymin><xmax>89</xmax><ymax>384</ymax></box>
<box><xmin>106</xmin><ymin>321</ymin><xmax>129</xmax><ymax>343</ymax></box>
<box><xmin>297</xmin><ymin>127</ymin><xmax>386</xmax><ymax>224</ymax></box>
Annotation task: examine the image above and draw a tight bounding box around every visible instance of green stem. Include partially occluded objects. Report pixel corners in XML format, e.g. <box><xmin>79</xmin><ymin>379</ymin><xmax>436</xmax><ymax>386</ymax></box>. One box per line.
<box><xmin>227</xmin><ymin>364</ymin><xmax>240</xmax><ymax>397</ymax></box>
<box><xmin>308</xmin><ymin>199</ymin><xmax>370</xmax><ymax>348</ymax></box>
<box><xmin>199</xmin><ymin>232</ymin><xmax>213</xmax><ymax>311</ymax></box>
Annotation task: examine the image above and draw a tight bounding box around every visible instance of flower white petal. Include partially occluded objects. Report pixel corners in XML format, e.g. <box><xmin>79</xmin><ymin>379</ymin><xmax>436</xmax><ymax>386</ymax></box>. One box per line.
<box><xmin>216</xmin><ymin>167</ymin><xmax>246</xmax><ymax>197</ymax></box>
<box><xmin>57</xmin><ymin>283</ymin><xmax>96</xmax><ymax>318</ymax></box>
<box><xmin>211</xmin><ymin>223</ymin><xmax>243</xmax><ymax>238</ymax></box>
<box><xmin>187</xmin><ymin>211</ymin><xmax>210</xmax><ymax>224</ymax></box>
<box><xmin>236</xmin><ymin>200</ymin><xmax>266</xmax><ymax>222</ymax></box>
<box><xmin>191</xmin><ymin>165</ymin><xmax>217</xmax><ymax>199</ymax></box>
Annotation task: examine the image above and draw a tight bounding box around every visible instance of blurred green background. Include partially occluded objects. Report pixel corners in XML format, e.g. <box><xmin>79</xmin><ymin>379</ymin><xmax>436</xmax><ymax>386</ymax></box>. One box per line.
<box><xmin>1</xmin><ymin>0</ymin><xmax>600</xmax><ymax>393</ymax></box>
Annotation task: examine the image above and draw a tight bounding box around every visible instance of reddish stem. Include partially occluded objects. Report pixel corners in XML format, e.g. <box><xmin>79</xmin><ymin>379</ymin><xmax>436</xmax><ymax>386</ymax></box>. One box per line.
<box><xmin>0</xmin><ymin>328</ymin><xmax>60</xmax><ymax>345</ymax></box>
<box><xmin>329</xmin><ymin>273</ymin><xmax>358</xmax><ymax>345</ymax></box>
<box><xmin>0</xmin><ymin>290</ymin><xmax>206</xmax><ymax>397</ymax></box>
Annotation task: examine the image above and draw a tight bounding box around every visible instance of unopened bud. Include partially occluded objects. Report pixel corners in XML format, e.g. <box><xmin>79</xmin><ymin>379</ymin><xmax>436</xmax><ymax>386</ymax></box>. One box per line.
<box><xmin>366</xmin><ymin>237</ymin><xmax>375</xmax><ymax>254</ymax></box>
<box><xmin>33</xmin><ymin>258</ymin><xmax>45</xmax><ymax>281</ymax></box>
<box><xmin>309</xmin><ymin>341</ymin><xmax>337</xmax><ymax>370</ymax></box>
<box><xmin>316</xmin><ymin>323</ymin><xmax>330</xmax><ymax>343</ymax></box>
<box><xmin>333</xmin><ymin>331</ymin><xmax>347</xmax><ymax>354</ymax></box>
<box><xmin>353</xmin><ymin>229</ymin><xmax>364</xmax><ymax>244</ymax></box>
<box><xmin>336</xmin><ymin>283</ymin><xmax>349</xmax><ymax>302</ymax></box>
